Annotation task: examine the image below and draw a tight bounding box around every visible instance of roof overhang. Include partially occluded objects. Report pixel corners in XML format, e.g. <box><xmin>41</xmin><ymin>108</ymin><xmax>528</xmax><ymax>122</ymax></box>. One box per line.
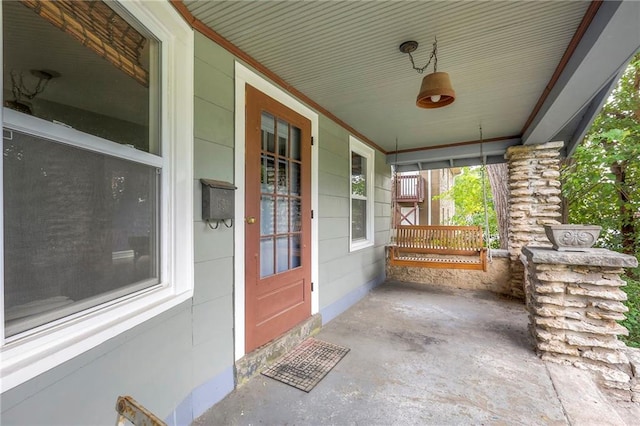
<box><xmin>174</xmin><ymin>1</ymin><xmax>640</xmax><ymax>169</ymax></box>
<box><xmin>522</xmin><ymin>0</ymin><xmax>640</xmax><ymax>157</ymax></box>
<box><xmin>389</xmin><ymin>0</ymin><xmax>640</xmax><ymax>169</ymax></box>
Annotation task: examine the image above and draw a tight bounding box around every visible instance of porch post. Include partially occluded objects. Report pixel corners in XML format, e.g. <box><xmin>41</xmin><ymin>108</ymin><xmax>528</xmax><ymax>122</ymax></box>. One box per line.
<box><xmin>521</xmin><ymin>247</ymin><xmax>639</xmax><ymax>398</ymax></box>
<box><xmin>505</xmin><ymin>141</ymin><xmax>563</xmax><ymax>299</ymax></box>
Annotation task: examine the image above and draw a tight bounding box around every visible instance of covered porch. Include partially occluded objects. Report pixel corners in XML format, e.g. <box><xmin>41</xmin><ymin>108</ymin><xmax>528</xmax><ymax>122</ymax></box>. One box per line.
<box><xmin>3</xmin><ymin>2</ymin><xmax>640</xmax><ymax>425</ymax></box>
<box><xmin>195</xmin><ymin>280</ymin><xmax>640</xmax><ymax>425</ymax></box>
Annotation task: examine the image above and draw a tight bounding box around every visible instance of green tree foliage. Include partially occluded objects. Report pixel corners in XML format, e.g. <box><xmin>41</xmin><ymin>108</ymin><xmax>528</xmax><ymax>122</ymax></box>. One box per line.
<box><xmin>621</xmin><ymin>276</ymin><xmax>640</xmax><ymax>348</ymax></box>
<box><xmin>562</xmin><ymin>53</ymin><xmax>640</xmax><ymax>347</ymax></box>
<box><xmin>562</xmin><ymin>53</ymin><xmax>640</xmax><ymax>256</ymax></box>
<box><xmin>437</xmin><ymin>167</ymin><xmax>500</xmax><ymax>248</ymax></box>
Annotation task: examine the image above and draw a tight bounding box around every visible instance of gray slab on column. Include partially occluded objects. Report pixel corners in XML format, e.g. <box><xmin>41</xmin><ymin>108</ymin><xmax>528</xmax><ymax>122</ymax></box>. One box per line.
<box><xmin>522</xmin><ymin>247</ymin><xmax>638</xmax><ymax>268</ymax></box>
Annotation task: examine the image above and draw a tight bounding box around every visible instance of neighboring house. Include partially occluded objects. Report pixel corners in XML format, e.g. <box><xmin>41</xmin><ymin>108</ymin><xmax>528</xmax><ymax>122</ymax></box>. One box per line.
<box><xmin>1</xmin><ymin>1</ymin><xmax>639</xmax><ymax>425</ymax></box>
<box><xmin>394</xmin><ymin>169</ymin><xmax>460</xmax><ymax>226</ymax></box>
<box><xmin>434</xmin><ymin>168</ymin><xmax>461</xmax><ymax>225</ymax></box>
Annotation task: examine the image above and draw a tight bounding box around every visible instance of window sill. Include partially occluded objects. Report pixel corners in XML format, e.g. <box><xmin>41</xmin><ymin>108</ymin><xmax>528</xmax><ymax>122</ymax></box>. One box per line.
<box><xmin>350</xmin><ymin>239</ymin><xmax>375</xmax><ymax>252</ymax></box>
<box><xmin>0</xmin><ymin>285</ymin><xmax>192</xmax><ymax>393</ymax></box>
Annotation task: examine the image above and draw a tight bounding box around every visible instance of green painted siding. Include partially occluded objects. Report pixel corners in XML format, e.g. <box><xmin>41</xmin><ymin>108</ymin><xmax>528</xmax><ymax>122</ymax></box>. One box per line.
<box><xmin>0</xmin><ymin>27</ymin><xmax>391</xmax><ymax>425</ymax></box>
<box><xmin>317</xmin><ymin>115</ymin><xmax>391</xmax><ymax>312</ymax></box>
<box><xmin>0</xmin><ymin>304</ymin><xmax>194</xmax><ymax>425</ymax></box>
<box><xmin>0</xmin><ymin>31</ymin><xmax>238</xmax><ymax>425</ymax></box>
<box><xmin>188</xmin><ymin>29</ymin><xmax>237</xmax><ymax>403</ymax></box>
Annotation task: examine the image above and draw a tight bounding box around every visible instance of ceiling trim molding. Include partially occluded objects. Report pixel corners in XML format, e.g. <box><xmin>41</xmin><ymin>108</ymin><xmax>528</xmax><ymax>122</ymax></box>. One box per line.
<box><xmin>169</xmin><ymin>0</ymin><xmax>387</xmax><ymax>154</ymax></box>
<box><xmin>388</xmin><ymin>137</ymin><xmax>521</xmax><ymax>169</ymax></box>
<box><xmin>390</xmin><ymin>135</ymin><xmax>521</xmax><ymax>156</ymax></box>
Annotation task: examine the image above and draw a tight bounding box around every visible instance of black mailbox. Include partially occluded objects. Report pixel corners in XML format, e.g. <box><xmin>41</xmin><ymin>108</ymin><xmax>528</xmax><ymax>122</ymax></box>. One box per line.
<box><xmin>200</xmin><ymin>179</ymin><xmax>236</xmax><ymax>223</ymax></box>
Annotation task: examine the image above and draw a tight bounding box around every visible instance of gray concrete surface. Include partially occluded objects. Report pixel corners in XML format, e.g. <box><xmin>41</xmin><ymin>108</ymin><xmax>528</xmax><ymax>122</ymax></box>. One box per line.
<box><xmin>194</xmin><ymin>280</ymin><xmax>636</xmax><ymax>425</ymax></box>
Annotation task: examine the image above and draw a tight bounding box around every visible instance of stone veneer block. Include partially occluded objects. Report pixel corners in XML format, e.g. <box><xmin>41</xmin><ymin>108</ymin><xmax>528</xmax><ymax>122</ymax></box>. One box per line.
<box><xmin>521</xmin><ymin>246</ymin><xmax>638</xmax><ymax>390</ymax></box>
<box><xmin>506</xmin><ymin>141</ymin><xmax>564</xmax><ymax>299</ymax></box>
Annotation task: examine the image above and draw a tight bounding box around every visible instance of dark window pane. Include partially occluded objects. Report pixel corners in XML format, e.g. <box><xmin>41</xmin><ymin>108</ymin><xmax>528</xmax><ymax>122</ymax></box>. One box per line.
<box><xmin>351</xmin><ymin>152</ymin><xmax>366</xmax><ymax>196</ymax></box>
<box><xmin>276</xmin><ymin>197</ymin><xmax>289</xmax><ymax>234</ymax></box>
<box><xmin>277</xmin><ymin>119</ymin><xmax>288</xmax><ymax>157</ymax></box>
<box><xmin>290</xmin><ymin>162</ymin><xmax>300</xmax><ymax>196</ymax></box>
<box><xmin>277</xmin><ymin>159</ymin><xmax>288</xmax><ymax>195</ymax></box>
<box><xmin>261</xmin><ymin>112</ymin><xmax>275</xmax><ymax>153</ymax></box>
<box><xmin>260</xmin><ymin>237</ymin><xmax>275</xmax><ymax>278</ymax></box>
<box><xmin>3</xmin><ymin>1</ymin><xmax>159</xmax><ymax>153</ymax></box>
<box><xmin>290</xmin><ymin>235</ymin><xmax>301</xmax><ymax>269</ymax></box>
<box><xmin>290</xmin><ymin>199</ymin><xmax>302</xmax><ymax>232</ymax></box>
<box><xmin>276</xmin><ymin>236</ymin><xmax>289</xmax><ymax>273</ymax></box>
<box><xmin>3</xmin><ymin>129</ymin><xmax>159</xmax><ymax>336</ymax></box>
<box><xmin>352</xmin><ymin>199</ymin><xmax>367</xmax><ymax>240</ymax></box>
<box><xmin>291</xmin><ymin>126</ymin><xmax>301</xmax><ymax>161</ymax></box>
<box><xmin>260</xmin><ymin>195</ymin><xmax>275</xmax><ymax>236</ymax></box>
<box><xmin>261</xmin><ymin>155</ymin><xmax>276</xmax><ymax>193</ymax></box>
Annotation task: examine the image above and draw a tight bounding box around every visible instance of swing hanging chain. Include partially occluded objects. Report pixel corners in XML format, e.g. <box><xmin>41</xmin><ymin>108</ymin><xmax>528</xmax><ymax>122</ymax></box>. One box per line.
<box><xmin>390</xmin><ymin>137</ymin><xmax>400</xmax><ymax>244</ymax></box>
<box><xmin>479</xmin><ymin>125</ymin><xmax>492</xmax><ymax>262</ymax></box>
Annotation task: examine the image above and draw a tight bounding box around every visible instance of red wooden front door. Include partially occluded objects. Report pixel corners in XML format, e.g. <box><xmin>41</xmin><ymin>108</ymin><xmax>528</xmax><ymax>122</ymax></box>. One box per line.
<box><xmin>244</xmin><ymin>85</ymin><xmax>312</xmax><ymax>352</ymax></box>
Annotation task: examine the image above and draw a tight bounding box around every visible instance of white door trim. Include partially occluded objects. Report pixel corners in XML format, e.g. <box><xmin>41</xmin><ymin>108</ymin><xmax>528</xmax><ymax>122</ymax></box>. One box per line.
<box><xmin>233</xmin><ymin>62</ymin><xmax>319</xmax><ymax>360</ymax></box>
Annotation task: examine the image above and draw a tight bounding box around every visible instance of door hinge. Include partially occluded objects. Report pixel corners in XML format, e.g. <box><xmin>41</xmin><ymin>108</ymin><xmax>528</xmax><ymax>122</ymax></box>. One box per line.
<box><xmin>311</xmin><ymin>282</ymin><xmax>314</xmax><ymax>291</ymax></box>
<box><xmin>311</xmin><ymin>136</ymin><xmax>314</xmax><ymax>146</ymax></box>
<box><xmin>311</xmin><ymin>210</ymin><xmax>314</xmax><ymax>219</ymax></box>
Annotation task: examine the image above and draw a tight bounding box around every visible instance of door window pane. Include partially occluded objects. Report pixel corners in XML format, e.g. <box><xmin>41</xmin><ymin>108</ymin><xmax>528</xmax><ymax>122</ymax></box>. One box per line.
<box><xmin>277</xmin><ymin>159</ymin><xmax>288</xmax><ymax>194</ymax></box>
<box><xmin>260</xmin><ymin>238</ymin><xmax>275</xmax><ymax>277</ymax></box>
<box><xmin>291</xmin><ymin>126</ymin><xmax>301</xmax><ymax>161</ymax></box>
<box><xmin>290</xmin><ymin>162</ymin><xmax>300</xmax><ymax>196</ymax></box>
<box><xmin>290</xmin><ymin>199</ymin><xmax>302</xmax><ymax>232</ymax></box>
<box><xmin>277</xmin><ymin>119</ymin><xmax>288</xmax><ymax>157</ymax></box>
<box><xmin>260</xmin><ymin>195</ymin><xmax>275</xmax><ymax>236</ymax></box>
<box><xmin>3</xmin><ymin>129</ymin><xmax>159</xmax><ymax>336</ymax></box>
<box><xmin>261</xmin><ymin>155</ymin><xmax>275</xmax><ymax>193</ymax></box>
<box><xmin>261</xmin><ymin>112</ymin><xmax>275</xmax><ymax>153</ymax></box>
<box><xmin>276</xmin><ymin>236</ymin><xmax>289</xmax><ymax>273</ymax></box>
<box><xmin>276</xmin><ymin>197</ymin><xmax>289</xmax><ymax>234</ymax></box>
<box><xmin>290</xmin><ymin>235</ymin><xmax>301</xmax><ymax>269</ymax></box>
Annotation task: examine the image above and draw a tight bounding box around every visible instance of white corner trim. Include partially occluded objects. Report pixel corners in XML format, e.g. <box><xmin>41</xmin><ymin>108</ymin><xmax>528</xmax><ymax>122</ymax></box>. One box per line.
<box><xmin>233</xmin><ymin>62</ymin><xmax>319</xmax><ymax>361</ymax></box>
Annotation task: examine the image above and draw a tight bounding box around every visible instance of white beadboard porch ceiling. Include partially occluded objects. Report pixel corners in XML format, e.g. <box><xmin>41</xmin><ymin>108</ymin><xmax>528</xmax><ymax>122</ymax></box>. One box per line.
<box><xmin>183</xmin><ymin>0</ymin><xmax>591</xmax><ymax>154</ymax></box>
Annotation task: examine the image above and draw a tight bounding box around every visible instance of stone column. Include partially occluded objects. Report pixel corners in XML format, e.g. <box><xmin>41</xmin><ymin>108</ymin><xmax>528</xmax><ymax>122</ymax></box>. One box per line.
<box><xmin>522</xmin><ymin>246</ymin><xmax>638</xmax><ymax>395</ymax></box>
<box><xmin>505</xmin><ymin>142</ymin><xmax>563</xmax><ymax>299</ymax></box>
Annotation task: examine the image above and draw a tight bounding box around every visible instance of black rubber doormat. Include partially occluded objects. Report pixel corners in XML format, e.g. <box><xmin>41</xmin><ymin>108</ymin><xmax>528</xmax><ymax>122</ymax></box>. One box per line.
<box><xmin>262</xmin><ymin>338</ymin><xmax>350</xmax><ymax>392</ymax></box>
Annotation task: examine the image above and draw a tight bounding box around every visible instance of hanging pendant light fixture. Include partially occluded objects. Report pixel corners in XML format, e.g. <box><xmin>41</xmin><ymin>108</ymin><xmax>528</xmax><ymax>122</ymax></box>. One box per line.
<box><xmin>399</xmin><ymin>38</ymin><xmax>455</xmax><ymax>109</ymax></box>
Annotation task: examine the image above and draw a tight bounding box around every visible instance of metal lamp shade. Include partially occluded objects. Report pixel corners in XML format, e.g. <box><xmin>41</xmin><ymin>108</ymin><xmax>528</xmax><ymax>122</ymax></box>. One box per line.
<box><xmin>416</xmin><ymin>71</ymin><xmax>455</xmax><ymax>108</ymax></box>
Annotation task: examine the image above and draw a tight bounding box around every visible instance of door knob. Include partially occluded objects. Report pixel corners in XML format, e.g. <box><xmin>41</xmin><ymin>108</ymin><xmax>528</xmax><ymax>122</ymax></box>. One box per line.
<box><xmin>246</xmin><ymin>217</ymin><xmax>256</xmax><ymax>224</ymax></box>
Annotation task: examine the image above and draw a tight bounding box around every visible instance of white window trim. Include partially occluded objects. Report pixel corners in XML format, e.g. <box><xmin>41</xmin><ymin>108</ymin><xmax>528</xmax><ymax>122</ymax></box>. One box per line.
<box><xmin>0</xmin><ymin>0</ymin><xmax>194</xmax><ymax>393</ymax></box>
<box><xmin>349</xmin><ymin>136</ymin><xmax>375</xmax><ymax>252</ymax></box>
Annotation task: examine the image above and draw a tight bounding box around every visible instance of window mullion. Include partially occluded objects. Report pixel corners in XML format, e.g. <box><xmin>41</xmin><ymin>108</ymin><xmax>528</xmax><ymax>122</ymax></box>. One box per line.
<box><xmin>3</xmin><ymin>110</ymin><xmax>163</xmax><ymax>169</ymax></box>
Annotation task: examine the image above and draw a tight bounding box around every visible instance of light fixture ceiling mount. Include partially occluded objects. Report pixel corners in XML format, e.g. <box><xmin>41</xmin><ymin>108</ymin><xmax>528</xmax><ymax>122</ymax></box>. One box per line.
<box><xmin>399</xmin><ymin>37</ymin><xmax>455</xmax><ymax>109</ymax></box>
<box><xmin>398</xmin><ymin>40</ymin><xmax>419</xmax><ymax>55</ymax></box>
<box><xmin>5</xmin><ymin>69</ymin><xmax>60</xmax><ymax>115</ymax></box>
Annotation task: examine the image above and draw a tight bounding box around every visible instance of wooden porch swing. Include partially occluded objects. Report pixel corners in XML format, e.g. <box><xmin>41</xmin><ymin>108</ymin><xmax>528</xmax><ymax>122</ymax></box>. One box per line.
<box><xmin>389</xmin><ymin>225</ymin><xmax>488</xmax><ymax>271</ymax></box>
<box><xmin>389</xmin><ymin>127</ymin><xmax>490</xmax><ymax>272</ymax></box>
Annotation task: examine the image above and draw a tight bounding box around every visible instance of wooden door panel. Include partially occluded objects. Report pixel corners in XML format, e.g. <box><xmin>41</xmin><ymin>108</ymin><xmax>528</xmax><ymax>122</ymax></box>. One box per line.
<box><xmin>245</xmin><ymin>85</ymin><xmax>311</xmax><ymax>352</ymax></box>
<box><xmin>256</xmin><ymin>278</ymin><xmax>305</xmax><ymax>324</ymax></box>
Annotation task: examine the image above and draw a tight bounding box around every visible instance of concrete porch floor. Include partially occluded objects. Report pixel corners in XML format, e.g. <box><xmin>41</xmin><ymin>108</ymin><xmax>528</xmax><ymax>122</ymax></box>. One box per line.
<box><xmin>194</xmin><ymin>280</ymin><xmax>639</xmax><ymax>425</ymax></box>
